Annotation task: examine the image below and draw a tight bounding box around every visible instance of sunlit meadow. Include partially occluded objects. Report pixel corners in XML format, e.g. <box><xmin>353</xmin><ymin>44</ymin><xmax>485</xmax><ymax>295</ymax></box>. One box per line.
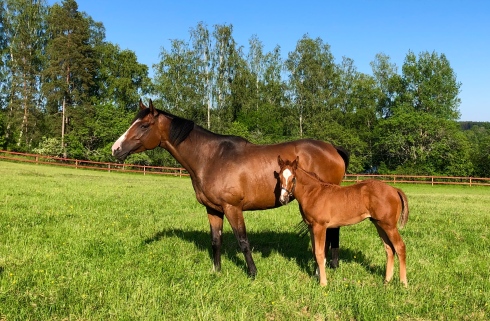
<box><xmin>0</xmin><ymin>161</ymin><xmax>489</xmax><ymax>320</ymax></box>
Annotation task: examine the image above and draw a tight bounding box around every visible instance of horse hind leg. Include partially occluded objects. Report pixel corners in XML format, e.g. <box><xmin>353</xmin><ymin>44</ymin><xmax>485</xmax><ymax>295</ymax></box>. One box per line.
<box><xmin>223</xmin><ymin>206</ymin><xmax>257</xmax><ymax>278</ymax></box>
<box><xmin>373</xmin><ymin>221</ymin><xmax>407</xmax><ymax>286</ymax></box>
<box><xmin>372</xmin><ymin>221</ymin><xmax>396</xmax><ymax>284</ymax></box>
<box><xmin>388</xmin><ymin>228</ymin><xmax>407</xmax><ymax>287</ymax></box>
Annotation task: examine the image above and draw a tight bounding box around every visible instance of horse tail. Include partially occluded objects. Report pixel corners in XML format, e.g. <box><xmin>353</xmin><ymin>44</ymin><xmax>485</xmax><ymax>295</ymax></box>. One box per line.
<box><xmin>396</xmin><ymin>189</ymin><xmax>409</xmax><ymax>229</ymax></box>
<box><xmin>334</xmin><ymin>145</ymin><xmax>350</xmax><ymax>173</ymax></box>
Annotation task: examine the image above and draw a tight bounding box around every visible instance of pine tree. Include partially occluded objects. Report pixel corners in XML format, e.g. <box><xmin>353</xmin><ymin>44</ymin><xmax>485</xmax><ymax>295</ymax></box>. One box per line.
<box><xmin>42</xmin><ymin>0</ymin><xmax>95</xmax><ymax>157</ymax></box>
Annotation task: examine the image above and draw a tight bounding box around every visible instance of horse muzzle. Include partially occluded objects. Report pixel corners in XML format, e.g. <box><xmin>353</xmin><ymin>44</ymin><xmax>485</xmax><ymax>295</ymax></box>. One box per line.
<box><xmin>111</xmin><ymin>146</ymin><xmax>129</xmax><ymax>161</ymax></box>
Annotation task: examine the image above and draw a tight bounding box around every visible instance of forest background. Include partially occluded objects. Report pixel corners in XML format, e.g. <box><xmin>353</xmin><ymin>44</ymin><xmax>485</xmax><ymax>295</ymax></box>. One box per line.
<box><xmin>1</xmin><ymin>0</ymin><xmax>489</xmax><ymax>176</ymax></box>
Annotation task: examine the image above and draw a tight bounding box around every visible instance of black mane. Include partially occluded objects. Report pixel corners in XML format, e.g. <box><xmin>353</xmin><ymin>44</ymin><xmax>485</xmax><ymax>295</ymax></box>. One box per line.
<box><xmin>160</xmin><ymin>110</ymin><xmax>195</xmax><ymax>146</ymax></box>
<box><xmin>133</xmin><ymin>108</ymin><xmax>195</xmax><ymax>146</ymax></box>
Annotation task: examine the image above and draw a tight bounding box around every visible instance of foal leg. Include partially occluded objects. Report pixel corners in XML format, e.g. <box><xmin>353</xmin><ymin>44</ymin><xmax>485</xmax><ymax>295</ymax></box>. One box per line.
<box><xmin>223</xmin><ymin>205</ymin><xmax>257</xmax><ymax>277</ymax></box>
<box><xmin>385</xmin><ymin>227</ymin><xmax>407</xmax><ymax>286</ymax></box>
<box><xmin>207</xmin><ymin>207</ymin><xmax>224</xmax><ymax>272</ymax></box>
<box><xmin>372</xmin><ymin>221</ymin><xmax>396</xmax><ymax>283</ymax></box>
<box><xmin>312</xmin><ymin>224</ymin><xmax>328</xmax><ymax>286</ymax></box>
<box><xmin>373</xmin><ymin>221</ymin><xmax>408</xmax><ymax>286</ymax></box>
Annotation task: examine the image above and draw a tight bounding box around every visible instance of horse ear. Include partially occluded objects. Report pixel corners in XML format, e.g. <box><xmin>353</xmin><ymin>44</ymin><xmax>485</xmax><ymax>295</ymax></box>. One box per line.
<box><xmin>139</xmin><ymin>99</ymin><xmax>146</xmax><ymax>111</ymax></box>
<box><xmin>293</xmin><ymin>156</ymin><xmax>299</xmax><ymax>169</ymax></box>
<box><xmin>149</xmin><ymin>99</ymin><xmax>158</xmax><ymax>116</ymax></box>
<box><xmin>277</xmin><ymin>155</ymin><xmax>284</xmax><ymax>167</ymax></box>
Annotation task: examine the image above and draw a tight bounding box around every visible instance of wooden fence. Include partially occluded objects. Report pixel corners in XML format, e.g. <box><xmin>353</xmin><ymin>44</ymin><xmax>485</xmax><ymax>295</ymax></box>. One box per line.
<box><xmin>2</xmin><ymin>150</ymin><xmax>490</xmax><ymax>186</ymax></box>
<box><xmin>0</xmin><ymin>150</ymin><xmax>188</xmax><ymax>177</ymax></box>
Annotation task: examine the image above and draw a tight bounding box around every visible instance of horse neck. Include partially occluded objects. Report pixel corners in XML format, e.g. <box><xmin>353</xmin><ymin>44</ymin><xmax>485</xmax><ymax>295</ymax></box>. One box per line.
<box><xmin>162</xmin><ymin>125</ymin><xmax>221</xmax><ymax>176</ymax></box>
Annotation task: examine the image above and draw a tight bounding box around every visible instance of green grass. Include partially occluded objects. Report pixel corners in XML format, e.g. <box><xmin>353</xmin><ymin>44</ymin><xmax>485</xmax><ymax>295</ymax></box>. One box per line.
<box><xmin>1</xmin><ymin>161</ymin><xmax>489</xmax><ymax>320</ymax></box>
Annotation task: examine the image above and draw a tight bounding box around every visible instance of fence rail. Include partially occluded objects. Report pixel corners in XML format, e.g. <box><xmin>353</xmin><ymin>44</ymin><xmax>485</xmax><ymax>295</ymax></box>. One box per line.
<box><xmin>343</xmin><ymin>173</ymin><xmax>490</xmax><ymax>186</ymax></box>
<box><xmin>2</xmin><ymin>150</ymin><xmax>490</xmax><ymax>186</ymax></box>
<box><xmin>0</xmin><ymin>150</ymin><xmax>189</xmax><ymax>177</ymax></box>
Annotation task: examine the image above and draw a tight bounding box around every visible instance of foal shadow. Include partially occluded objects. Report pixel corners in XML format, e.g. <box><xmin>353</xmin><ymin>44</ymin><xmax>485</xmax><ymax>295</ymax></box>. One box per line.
<box><xmin>143</xmin><ymin>229</ymin><xmax>386</xmax><ymax>278</ymax></box>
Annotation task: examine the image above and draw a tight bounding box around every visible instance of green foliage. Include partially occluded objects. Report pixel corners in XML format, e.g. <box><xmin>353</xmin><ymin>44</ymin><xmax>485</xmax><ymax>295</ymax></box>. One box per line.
<box><xmin>400</xmin><ymin>51</ymin><xmax>461</xmax><ymax>120</ymax></box>
<box><xmin>0</xmin><ymin>2</ymin><xmax>487</xmax><ymax>177</ymax></box>
<box><xmin>32</xmin><ymin>136</ymin><xmax>62</xmax><ymax>156</ymax></box>
<box><xmin>125</xmin><ymin>152</ymin><xmax>152</xmax><ymax>166</ymax></box>
<box><xmin>95</xmin><ymin>42</ymin><xmax>152</xmax><ymax>110</ymax></box>
<box><xmin>1</xmin><ymin>161</ymin><xmax>489</xmax><ymax>320</ymax></box>
<box><xmin>373</xmin><ymin>112</ymin><xmax>472</xmax><ymax>175</ymax></box>
<box><xmin>464</xmin><ymin>125</ymin><xmax>490</xmax><ymax>177</ymax></box>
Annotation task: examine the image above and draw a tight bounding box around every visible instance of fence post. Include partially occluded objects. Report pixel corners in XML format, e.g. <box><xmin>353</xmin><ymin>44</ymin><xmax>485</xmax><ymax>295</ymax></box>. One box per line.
<box><xmin>432</xmin><ymin>176</ymin><xmax>434</xmax><ymax>186</ymax></box>
<box><xmin>143</xmin><ymin>166</ymin><xmax>146</xmax><ymax>175</ymax></box>
<box><xmin>108</xmin><ymin>164</ymin><xmax>111</xmax><ymax>172</ymax></box>
<box><xmin>470</xmin><ymin>177</ymin><xmax>472</xmax><ymax>187</ymax></box>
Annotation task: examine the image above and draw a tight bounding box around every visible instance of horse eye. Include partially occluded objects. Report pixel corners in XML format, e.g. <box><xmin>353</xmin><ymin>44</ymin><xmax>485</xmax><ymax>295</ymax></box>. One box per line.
<box><xmin>140</xmin><ymin>123</ymin><xmax>150</xmax><ymax>129</ymax></box>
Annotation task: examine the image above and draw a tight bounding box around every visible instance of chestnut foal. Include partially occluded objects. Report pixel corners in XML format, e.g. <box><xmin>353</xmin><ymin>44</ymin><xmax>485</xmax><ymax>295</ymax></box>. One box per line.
<box><xmin>278</xmin><ymin>156</ymin><xmax>409</xmax><ymax>287</ymax></box>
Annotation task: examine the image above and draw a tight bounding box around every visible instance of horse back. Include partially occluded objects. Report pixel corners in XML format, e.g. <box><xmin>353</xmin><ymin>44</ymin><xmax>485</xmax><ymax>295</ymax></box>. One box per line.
<box><xmin>198</xmin><ymin>138</ymin><xmax>347</xmax><ymax>211</ymax></box>
<box><xmin>360</xmin><ymin>180</ymin><xmax>407</xmax><ymax>226</ymax></box>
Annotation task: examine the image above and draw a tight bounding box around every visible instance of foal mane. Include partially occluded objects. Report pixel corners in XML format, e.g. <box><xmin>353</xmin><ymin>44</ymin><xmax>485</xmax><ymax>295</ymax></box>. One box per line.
<box><xmin>297</xmin><ymin>167</ymin><xmax>337</xmax><ymax>187</ymax></box>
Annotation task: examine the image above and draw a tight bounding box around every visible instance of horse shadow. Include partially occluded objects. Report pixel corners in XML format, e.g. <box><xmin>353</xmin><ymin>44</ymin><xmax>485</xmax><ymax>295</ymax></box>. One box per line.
<box><xmin>143</xmin><ymin>228</ymin><xmax>385</xmax><ymax>278</ymax></box>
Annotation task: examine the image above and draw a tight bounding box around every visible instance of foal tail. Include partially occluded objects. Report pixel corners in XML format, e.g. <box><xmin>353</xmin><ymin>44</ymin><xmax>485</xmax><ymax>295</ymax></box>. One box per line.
<box><xmin>396</xmin><ymin>189</ymin><xmax>409</xmax><ymax>229</ymax></box>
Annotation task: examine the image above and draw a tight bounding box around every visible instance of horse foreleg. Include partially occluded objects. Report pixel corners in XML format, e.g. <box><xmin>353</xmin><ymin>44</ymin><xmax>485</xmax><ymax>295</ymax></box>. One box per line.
<box><xmin>312</xmin><ymin>224</ymin><xmax>328</xmax><ymax>286</ymax></box>
<box><xmin>224</xmin><ymin>206</ymin><xmax>257</xmax><ymax>278</ymax></box>
<box><xmin>207</xmin><ymin>207</ymin><xmax>224</xmax><ymax>272</ymax></box>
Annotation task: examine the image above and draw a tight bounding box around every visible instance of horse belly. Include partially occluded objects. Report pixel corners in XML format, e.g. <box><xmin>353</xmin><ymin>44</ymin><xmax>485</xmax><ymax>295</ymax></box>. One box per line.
<box><xmin>328</xmin><ymin>211</ymin><xmax>371</xmax><ymax>228</ymax></box>
<box><xmin>324</xmin><ymin>194</ymin><xmax>371</xmax><ymax>228</ymax></box>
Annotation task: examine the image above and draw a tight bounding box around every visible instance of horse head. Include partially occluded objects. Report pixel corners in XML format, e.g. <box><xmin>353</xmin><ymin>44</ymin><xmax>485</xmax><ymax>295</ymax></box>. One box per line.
<box><xmin>277</xmin><ymin>155</ymin><xmax>298</xmax><ymax>205</ymax></box>
<box><xmin>112</xmin><ymin>99</ymin><xmax>170</xmax><ymax>161</ymax></box>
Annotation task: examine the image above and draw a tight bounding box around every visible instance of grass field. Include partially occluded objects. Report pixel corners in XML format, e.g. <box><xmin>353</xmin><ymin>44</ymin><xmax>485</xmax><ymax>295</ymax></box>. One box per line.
<box><xmin>0</xmin><ymin>161</ymin><xmax>489</xmax><ymax>320</ymax></box>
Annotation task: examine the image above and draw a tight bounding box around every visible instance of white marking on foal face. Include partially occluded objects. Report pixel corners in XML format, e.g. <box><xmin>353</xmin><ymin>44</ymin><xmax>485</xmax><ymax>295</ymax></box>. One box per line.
<box><xmin>111</xmin><ymin>119</ymin><xmax>141</xmax><ymax>155</ymax></box>
<box><xmin>280</xmin><ymin>168</ymin><xmax>293</xmax><ymax>200</ymax></box>
<box><xmin>282</xmin><ymin>168</ymin><xmax>292</xmax><ymax>185</ymax></box>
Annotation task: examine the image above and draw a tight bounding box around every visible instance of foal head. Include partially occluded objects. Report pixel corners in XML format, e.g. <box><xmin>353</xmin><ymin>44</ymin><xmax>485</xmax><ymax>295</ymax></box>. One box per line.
<box><xmin>277</xmin><ymin>155</ymin><xmax>298</xmax><ymax>205</ymax></box>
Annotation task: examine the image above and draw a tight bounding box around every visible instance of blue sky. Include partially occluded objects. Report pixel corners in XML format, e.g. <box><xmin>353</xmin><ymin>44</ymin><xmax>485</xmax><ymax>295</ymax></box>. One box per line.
<box><xmin>52</xmin><ymin>1</ymin><xmax>490</xmax><ymax>121</ymax></box>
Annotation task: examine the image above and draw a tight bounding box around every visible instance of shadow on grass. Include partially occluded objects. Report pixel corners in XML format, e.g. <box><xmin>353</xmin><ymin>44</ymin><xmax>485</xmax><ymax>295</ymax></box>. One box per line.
<box><xmin>143</xmin><ymin>229</ymin><xmax>385</xmax><ymax>278</ymax></box>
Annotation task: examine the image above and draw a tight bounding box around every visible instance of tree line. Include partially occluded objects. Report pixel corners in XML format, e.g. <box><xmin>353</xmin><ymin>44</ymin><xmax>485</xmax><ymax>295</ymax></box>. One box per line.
<box><xmin>1</xmin><ymin>0</ymin><xmax>489</xmax><ymax>177</ymax></box>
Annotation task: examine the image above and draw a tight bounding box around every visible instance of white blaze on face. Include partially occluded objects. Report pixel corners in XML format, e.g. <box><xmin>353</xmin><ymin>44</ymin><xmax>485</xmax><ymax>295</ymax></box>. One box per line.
<box><xmin>280</xmin><ymin>168</ymin><xmax>293</xmax><ymax>200</ymax></box>
<box><xmin>111</xmin><ymin>119</ymin><xmax>141</xmax><ymax>155</ymax></box>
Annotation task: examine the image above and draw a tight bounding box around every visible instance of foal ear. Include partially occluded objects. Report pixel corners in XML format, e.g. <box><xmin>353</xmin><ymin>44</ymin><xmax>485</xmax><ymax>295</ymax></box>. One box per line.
<box><xmin>149</xmin><ymin>99</ymin><xmax>158</xmax><ymax>116</ymax></box>
<box><xmin>277</xmin><ymin>155</ymin><xmax>284</xmax><ymax>167</ymax></box>
<box><xmin>293</xmin><ymin>156</ymin><xmax>299</xmax><ymax>169</ymax></box>
<box><xmin>139</xmin><ymin>99</ymin><xmax>147</xmax><ymax>111</ymax></box>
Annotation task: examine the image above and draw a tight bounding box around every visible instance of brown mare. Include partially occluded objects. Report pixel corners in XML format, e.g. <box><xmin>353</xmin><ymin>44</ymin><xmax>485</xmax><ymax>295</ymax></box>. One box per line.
<box><xmin>277</xmin><ymin>156</ymin><xmax>409</xmax><ymax>286</ymax></box>
<box><xmin>111</xmin><ymin>99</ymin><xmax>349</xmax><ymax>277</ymax></box>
